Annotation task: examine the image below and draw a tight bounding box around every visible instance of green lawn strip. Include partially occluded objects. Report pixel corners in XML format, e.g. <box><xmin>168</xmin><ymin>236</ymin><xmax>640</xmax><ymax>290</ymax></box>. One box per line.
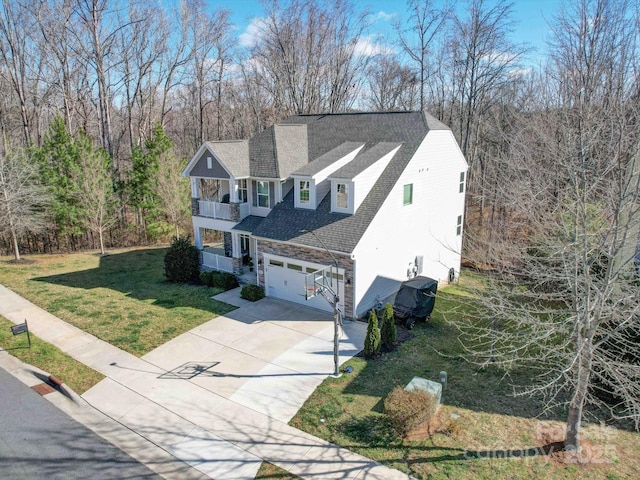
<box><xmin>0</xmin><ymin>248</ymin><xmax>236</xmax><ymax>356</ymax></box>
<box><xmin>255</xmin><ymin>462</ymin><xmax>302</xmax><ymax>479</ymax></box>
<box><xmin>0</xmin><ymin>315</ymin><xmax>104</xmax><ymax>394</ymax></box>
<box><xmin>290</xmin><ymin>280</ymin><xmax>639</xmax><ymax>480</ymax></box>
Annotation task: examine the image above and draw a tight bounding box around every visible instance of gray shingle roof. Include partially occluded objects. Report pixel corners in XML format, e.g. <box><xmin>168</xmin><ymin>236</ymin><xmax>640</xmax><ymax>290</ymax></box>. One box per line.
<box><xmin>248</xmin><ymin>124</ymin><xmax>309</xmax><ymax>178</ymax></box>
<box><xmin>328</xmin><ymin>142</ymin><xmax>401</xmax><ymax>180</ymax></box>
<box><xmin>232</xmin><ymin>215</ymin><xmax>265</xmax><ymax>234</ymax></box>
<box><xmin>292</xmin><ymin>142</ymin><xmax>364</xmax><ymax>177</ymax></box>
<box><xmin>252</xmin><ymin>111</ymin><xmax>433</xmax><ymax>254</ymax></box>
<box><xmin>205</xmin><ymin>140</ymin><xmax>250</xmax><ymax>177</ymax></box>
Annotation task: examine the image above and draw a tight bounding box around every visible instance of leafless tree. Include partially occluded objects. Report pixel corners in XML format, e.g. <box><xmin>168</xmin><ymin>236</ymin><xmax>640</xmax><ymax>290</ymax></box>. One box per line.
<box><xmin>394</xmin><ymin>0</ymin><xmax>449</xmax><ymax>111</ymax></box>
<box><xmin>365</xmin><ymin>55</ymin><xmax>420</xmax><ymax>111</ymax></box>
<box><xmin>73</xmin><ymin>137</ymin><xmax>117</xmax><ymax>254</ymax></box>
<box><xmin>458</xmin><ymin>0</ymin><xmax>640</xmax><ymax>453</ymax></box>
<box><xmin>0</xmin><ymin>148</ymin><xmax>50</xmax><ymax>260</ymax></box>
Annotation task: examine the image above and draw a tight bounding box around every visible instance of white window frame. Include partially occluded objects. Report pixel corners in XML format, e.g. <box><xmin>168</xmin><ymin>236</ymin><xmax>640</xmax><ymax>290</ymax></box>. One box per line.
<box><xmin>299</xmin><ymin>180</ymin><xmax>310</xmax><ymax>204</ymax></box>
<box><xmin>257</xmin><ymin>181</ymin><xmax>270</xmax><ymax>208</ymax></box>
<box><xmin>238</xmin><ymin>179</ymin><xmax>248</xmax><ymax>203</ymax></box>
<box><xmin>456</xmin><ymin>215</ymin><xmax>463</xmax><ymax>236</ymax></box>
<box><xmin>337</xmin><ymin>183</ymin><xmax>348</xmax><ymax>209</ymax></box>
<box><xmin>403</xmin><ymin>184</ymin><xmax>413</xmax><ymax>206</ymax></box>
<box><xmin>459</xmin><ymin>172</ymin><xmax>466</xmax><ymax>193</ymax></box>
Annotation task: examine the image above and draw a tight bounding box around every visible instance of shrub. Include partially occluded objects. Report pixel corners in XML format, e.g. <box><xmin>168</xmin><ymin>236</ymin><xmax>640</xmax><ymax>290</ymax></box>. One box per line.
<box><xmin>199</xmin><ymin>271</ymin><xmax>212</xmax><ymax>286</ymax></box>
<box><xmin>212</xmin><ymin>272</ymin><xmax>239</xmax><ymax>290</ymax></box>
<box><xmin>384</xmin><ymin>386</ymin><xmax>437</xmax><ymax>437</ymax></box>
<box><xmin>364</xmin><ymin>309</ymin><xmax>381</xmax><ymax>358</ymax></box>
<box><xmin>380</xmin><ymin>302</ymin><xmax>397</xmax><ymax>347</ymax></box>
<box><xmin>164</xmin><ymin>236</ymin><xmax>200</xmax><ymax>283</ymax></box>
<box><xmin>240</xmin><ymin>284</ymin><xmax>265</xmax><ymax>301</ymax></box>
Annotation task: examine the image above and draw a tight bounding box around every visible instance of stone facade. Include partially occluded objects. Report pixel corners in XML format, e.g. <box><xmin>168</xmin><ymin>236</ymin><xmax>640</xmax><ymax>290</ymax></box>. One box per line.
<box><xmin>191</xmin><ymin>197</ymin><xmax>199</xmax><ymax>216</ymax></box>
<box><xmin>230</xmin><ymin>202</ymin><xmax>240</xmax><ymax>222</ymax></box>
<box><xmin>257</xmin><ymin>239</ymin><xmax>355</xmax><ymax>319</ymax></box>
<box><xmin>223</xmin><ymin>232</ymin><xmax>232</xmax><ymax>256</ymax></box>
<box><xmin>232</xmin><ymin>256</ymin><xmax>243</xmax><ymax>276</ymax></box>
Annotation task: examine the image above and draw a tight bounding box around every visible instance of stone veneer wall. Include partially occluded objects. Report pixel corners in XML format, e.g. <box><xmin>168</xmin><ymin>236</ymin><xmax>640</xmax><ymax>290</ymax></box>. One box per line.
<box><xmin>257</xmin><ymin>239</ymin><xmax>355</xmax><ymax>320</ymax></box>
<box><xmin>191</xmin><ymin>198</ymin><xmax>199</xmax><ymax>216</ymax></box>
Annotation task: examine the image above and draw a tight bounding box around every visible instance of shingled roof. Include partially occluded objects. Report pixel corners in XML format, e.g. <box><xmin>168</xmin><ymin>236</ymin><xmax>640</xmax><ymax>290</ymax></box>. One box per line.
<box><xmin>252</xmin><ymin>111</ymin><xmax>440</xmax><ymax>254</ymax></box>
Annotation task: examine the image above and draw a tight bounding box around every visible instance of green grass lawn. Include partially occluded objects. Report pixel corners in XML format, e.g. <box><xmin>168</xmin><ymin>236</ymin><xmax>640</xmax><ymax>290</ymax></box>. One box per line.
<box><xmin>290</xmin><ymin>279</ymin><xmax>639</xmax><ymax>480</ymax></box>
<box><xmin>0</xmin><ymin>315</ymin><xmax>104</xmax><ymax>394</ymax></box>
<box><xmin>0</xmin><ymin>247</ymin><xmax>236</xmax><ymax>356</ymax></box>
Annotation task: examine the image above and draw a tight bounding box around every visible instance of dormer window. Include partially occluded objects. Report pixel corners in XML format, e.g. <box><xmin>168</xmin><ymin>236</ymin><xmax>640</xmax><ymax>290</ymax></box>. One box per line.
<box><xmin>257</xmin><ymin>181</ymin><xmax>270</xmax><ymax>207</ymax></box>
<box><xmin>299</xmin><ymin>180</ymin><xmax>310</xmax><ymax>204</ymax></box>
<box><xmin>337</xmin><ymin>183</ymin><xmax>348</xmax><ymax>208</ymax></box>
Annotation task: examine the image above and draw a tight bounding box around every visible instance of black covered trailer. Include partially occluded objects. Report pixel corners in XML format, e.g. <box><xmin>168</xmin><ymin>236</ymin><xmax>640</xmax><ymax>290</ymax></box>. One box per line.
<box><xmin>393</xmin><ymin>276</ymin><xmax>438</xmax><ymax>330</ymax></box>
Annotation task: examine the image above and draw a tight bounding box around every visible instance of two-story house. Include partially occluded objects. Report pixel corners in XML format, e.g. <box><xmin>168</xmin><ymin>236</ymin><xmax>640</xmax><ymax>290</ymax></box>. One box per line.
<box><xmin>181</xmin><ymin>111</ymin><xmax>468</xmax><ymax>319</ymax></box>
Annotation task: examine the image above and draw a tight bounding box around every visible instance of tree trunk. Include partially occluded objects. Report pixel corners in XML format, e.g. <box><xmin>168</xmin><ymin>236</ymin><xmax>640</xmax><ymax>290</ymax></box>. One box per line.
<box><xmin>565</xmin><ymin>340</ymin><xmax>592</xmax><ymax>452</ymax></box>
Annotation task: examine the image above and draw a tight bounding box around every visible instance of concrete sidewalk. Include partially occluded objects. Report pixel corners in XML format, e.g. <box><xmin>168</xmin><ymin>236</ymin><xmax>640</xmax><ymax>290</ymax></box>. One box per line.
<box><xmin>0</xmin><ymin>284</ymin><xmax>413</xmax><ymax>480</ymax></box>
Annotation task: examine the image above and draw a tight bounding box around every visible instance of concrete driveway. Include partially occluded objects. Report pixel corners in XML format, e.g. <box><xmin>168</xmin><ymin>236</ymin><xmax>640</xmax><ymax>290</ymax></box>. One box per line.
<box><xmin>141</xmin><ymin>296</ymin><xmax>365</xmax><ymax>423</ymax></box>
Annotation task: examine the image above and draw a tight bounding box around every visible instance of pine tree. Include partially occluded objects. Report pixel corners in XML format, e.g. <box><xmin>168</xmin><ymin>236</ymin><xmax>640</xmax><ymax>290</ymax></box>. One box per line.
<box><xmin>380</xmin><ymin>303</ymin><xmax>397</xmax><ymax>347</ymax></box>
<box><xmin>364</xmin><ymin>309</ymin><xmax>381</xmax><ymax>358</ymax></box>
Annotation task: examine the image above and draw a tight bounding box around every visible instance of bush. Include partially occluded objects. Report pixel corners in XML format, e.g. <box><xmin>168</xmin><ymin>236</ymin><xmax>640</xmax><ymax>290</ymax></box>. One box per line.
<box><xmin>241</xmin><ymin>284</ymin><xmax>265</xmax><ymax>302</ymax></box>
<box><xmin>199</xmin><ymin>271</ymin><xmax>212</xmax><ymax>285</ymax></box>
<box><xmin>384</xmin><ymin>386</ymin><xmax>437</xmax><ymax>437</ymax></box>
<box><xmin>364</xmin><ymin>309</ymin><xmax>381</xmax><ymax>358</ymax></box>
<box><xmin>380</xmin><ymin>302</ymin><xmax>397</xmax><ymax>347</ymax></box>
<box><xmin>164</xmin><ymin>236</ymin><xmax>200</xmax><ymax>283</ymax></box>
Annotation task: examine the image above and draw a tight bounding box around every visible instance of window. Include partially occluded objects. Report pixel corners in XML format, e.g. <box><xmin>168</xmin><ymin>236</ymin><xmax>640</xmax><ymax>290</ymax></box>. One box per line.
<box><xmin>240</xmin><ymin>234</ymin><xmax>250</xmax><ymax>255</ymax></box>
<box><xmin>459</xmin><ymin>172</ymin><xmax>466</xmax><ymax>193</ymax></box>
<box><xmin>287</xmin><ymin>263</ymin><xmax>303</xmax><ymax>271</ymax></box>
<box><xmin>299</xmin><ymin>180</ymin><xmax>310</xmax><ymax>204</ymax></box>
<box><xmin>257</xmin><ymin>181</ymin><xmax>270</xmax><ymax>208</ymax></box>
<box><xmin>269</xmin><ymin>259</ymin><xmax>284</xmax><ymax>267</ymax></box>
<box><xmin>337</xmin><ymin>183</ymin><xmax>348</xmax><ymax>209</ymax></box>
<box><xmin>456</xmin><ymin>215</ymin><xmax>463</xmax><ymax>236</ymax></box>
<box><xmin>238</xmin><ymin>179</ymin><xmax>248</xmax><ymax>203</ymax></box>
<box><xmin>207</xmin><ymin>156</ymin><xmax>213</xmax><ymax>169</ymax></box>
<box><xmin>403</xmin><ymin>184</ymin><xmax>413</xmax><ymax>205</ymax></box>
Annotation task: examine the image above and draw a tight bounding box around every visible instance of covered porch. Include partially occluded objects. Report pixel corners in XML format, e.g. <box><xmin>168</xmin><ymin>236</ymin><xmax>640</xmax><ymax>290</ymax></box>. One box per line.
<box><xmin>195</xmin><ymin>228</ymin><xmax>257</xmax><ymax>278</ymax></box>
<box><xmin>191</xmin><ymin>177</ymin><xmax>250</xmax><ymax>222</ymax></box>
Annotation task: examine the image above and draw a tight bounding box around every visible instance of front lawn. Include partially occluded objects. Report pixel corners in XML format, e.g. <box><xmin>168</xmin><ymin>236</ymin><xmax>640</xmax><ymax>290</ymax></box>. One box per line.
<box><xmin>0</xmin><ymin>315</ymin><xmax>104</xmax><ymax>394</ymax></box>
<box><xmin>291</xmin><ymin>277</ymin><xmax>639</xmax><ymax>479</ymax></box>
<box><xmin>0</xmin><ymin>248</ymin><xmax>236</xmax><ymax>356</ymax></box>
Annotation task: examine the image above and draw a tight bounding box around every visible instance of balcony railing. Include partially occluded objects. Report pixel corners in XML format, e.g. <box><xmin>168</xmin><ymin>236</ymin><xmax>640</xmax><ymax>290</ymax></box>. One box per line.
<box><xmin>202</xmin><ymin>248</ymin><xmax>234</xmax><ymax>273</ymax></box>
<box><xmin>197</xmin><ymin>199</ymin><xmax>250</xmax><ymax>221</ymax></box>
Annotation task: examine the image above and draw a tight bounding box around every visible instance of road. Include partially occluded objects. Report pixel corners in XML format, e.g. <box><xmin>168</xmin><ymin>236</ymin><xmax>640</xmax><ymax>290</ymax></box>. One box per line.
<box><xmin>0</xmin><ymin>366</ymin><xmax>161</xmax><ymax>480</ymax></box>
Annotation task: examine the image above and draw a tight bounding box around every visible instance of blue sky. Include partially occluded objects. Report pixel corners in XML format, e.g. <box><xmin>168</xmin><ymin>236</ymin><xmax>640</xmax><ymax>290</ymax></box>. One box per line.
<box><xmin>214</xmin><ymin>0</ymin><xmax>561</xmax><ymax>61</ymax></box>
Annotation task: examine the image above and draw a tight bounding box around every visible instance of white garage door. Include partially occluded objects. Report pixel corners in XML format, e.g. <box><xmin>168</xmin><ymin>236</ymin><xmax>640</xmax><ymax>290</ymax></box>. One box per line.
<box><xmin>264</xmin><ymin>254</ymin><xmax>345</xmax><ymax>314</ymax></box>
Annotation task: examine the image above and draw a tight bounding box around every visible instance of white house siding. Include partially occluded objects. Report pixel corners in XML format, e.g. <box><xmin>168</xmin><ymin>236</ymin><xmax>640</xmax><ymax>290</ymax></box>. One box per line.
<box><xmin>352</xmin><ymin>130</ymin><xmax>467</xmax><ymax>317</ymax></box>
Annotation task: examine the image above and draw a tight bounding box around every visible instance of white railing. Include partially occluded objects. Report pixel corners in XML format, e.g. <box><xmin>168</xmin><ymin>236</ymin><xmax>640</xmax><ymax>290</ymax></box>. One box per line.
<box><xmin>239</xmin><ymin>202</ymin><xmax>250</xmax><ymax>220</ymax></box>
<box><xmin>202</xmin><ymin>251</ymin><xmax>234</xmax><ymax>273</ymax></box>
<box><xmin>199</xmin><ymin>200</ymin><xmax>231</xmax><ymax>220</ymax></box>
<box><xmin>197</xmin><ymin>200</ymin><xmax>250</xmax><ymax>221</ymax></box>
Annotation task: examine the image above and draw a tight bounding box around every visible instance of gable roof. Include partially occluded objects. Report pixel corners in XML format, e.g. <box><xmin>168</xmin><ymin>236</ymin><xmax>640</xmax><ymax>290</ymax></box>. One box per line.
<box><xmin>182</xmin><ymin>140</ymin><xmax>249</xmax><ymax>178</ymax></box>
<box><xmin>252</xmin><ymin>111</ymin><xmax>438</xmax><ymax>254</ymax></box>
<box><xmin>328</xmin><ymin>142</ymin><xmax>401</xmax><ymax>180</ymax></box>
<box><xmin>292</xmin><ymin>142</ymin><xmax>364</xmax><ymax>177</ymax></box>
<box><xmin>248</xmin><ymin>124</ymin><xmax>308</xmax><ymax>178</ymax></box>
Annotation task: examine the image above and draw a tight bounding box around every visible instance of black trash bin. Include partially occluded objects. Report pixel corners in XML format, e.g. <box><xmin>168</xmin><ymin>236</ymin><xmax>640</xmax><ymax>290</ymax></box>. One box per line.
<box><xmin>392</xmin><ymin>276</ymin><xmax>438</xmax><ymax>330</ymax></box>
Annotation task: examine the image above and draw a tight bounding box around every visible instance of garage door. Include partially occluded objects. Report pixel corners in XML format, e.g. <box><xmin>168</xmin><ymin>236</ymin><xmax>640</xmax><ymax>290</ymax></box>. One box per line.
<box><xmin>264</xmin><ymin>254</ymin><xmax>345</xmax><ymax>314</ymax></box>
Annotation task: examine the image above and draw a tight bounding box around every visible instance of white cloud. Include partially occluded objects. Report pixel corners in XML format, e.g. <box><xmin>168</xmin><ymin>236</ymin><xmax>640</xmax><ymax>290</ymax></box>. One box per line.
<box><xmin>372</xmin><ymin>10</ymin><xmax>396</xmax><ymax>23</ymax></box>
<box><xmin>239</xmin><ymin>17</ymin><xmax>266</xmax><ymax>48</ymax></box>
<box><xmin>354</xmin><ymin>35</ymin><xmax>396</xmax><ymax>57</ymax></box>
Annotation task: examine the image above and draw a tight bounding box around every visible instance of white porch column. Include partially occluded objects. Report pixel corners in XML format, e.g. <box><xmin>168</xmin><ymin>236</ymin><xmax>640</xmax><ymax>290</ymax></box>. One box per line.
<box><xmin>190</xmin><ymin>177</ymin><xmax>200</xmax><ymax>198</ymax></box>
<box><xmin>194</xmin><ymin>226</ymin><xmax>203</xmax><ymax>249</ymax></box>
<box><xmin>231</xmin><ymin>232</ymin><xmax>242</xmax><ymax>258</ymax></box>
<box><xmin>229</xmin><ymin>177</ymin><xmax>239</xmax><ymax>203</ymax></box>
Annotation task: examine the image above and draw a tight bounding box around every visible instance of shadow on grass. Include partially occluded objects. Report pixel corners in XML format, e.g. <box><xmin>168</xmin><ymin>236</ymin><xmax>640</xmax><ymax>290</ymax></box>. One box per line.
<box><xmin>31</xmin><ymin>248</ymin><xmax>233</xmax><ymax>315</ymax></box>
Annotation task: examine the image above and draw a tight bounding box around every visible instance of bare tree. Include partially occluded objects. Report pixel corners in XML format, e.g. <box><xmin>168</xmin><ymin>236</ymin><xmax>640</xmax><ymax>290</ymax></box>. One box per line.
<box><xmin>73</xmin><ymin>135</ymin><xmax>117</xmax><ymax>254</ymax></box>
<box><xmin>0</xmin><ymin>149</ymin><xmax>50</xmax><ymax>260</ymax></box>
<box><xmin>459</xmin><ymin>0</ymin><xmax>640</xmax><ymax>454</ymax></box>
<box><xmin>365</xmin><ymin>54</ymin><xmax>420</xmax><ymax>111</ymax></box>
<box><xmin>394</xmin><ymin>0</ymin><xmax>449</xmax><ymax>111</ymax></box>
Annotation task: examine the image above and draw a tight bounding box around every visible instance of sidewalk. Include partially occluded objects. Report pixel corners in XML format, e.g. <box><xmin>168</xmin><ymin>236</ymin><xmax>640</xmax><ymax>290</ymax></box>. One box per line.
<box><xmin>0</xmin><ymin>284</ymin><xmax>413</xmax><ymax>480</ymax></box>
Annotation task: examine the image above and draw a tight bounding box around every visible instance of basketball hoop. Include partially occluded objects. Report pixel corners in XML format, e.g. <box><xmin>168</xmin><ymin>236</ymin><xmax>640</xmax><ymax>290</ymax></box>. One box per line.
<box><xmin>304</xmin><ymin>285</ymin><xmax>317</xmax><ymax>300</ymax></box>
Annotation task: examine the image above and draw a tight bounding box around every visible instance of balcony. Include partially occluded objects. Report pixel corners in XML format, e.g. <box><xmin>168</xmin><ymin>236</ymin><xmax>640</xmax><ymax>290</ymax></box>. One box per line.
<box><xmin>197</xmin><ymin>199</ymin><xmax>250</xmax><ymax>222</ymax></box>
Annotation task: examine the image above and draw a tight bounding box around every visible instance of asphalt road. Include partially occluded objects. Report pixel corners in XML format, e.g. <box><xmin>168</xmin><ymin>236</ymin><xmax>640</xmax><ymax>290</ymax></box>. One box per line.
<box><xmin>0</xmin><ymin>366</ymin><xmax>161</xmax><ymax>480</ymax></box>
